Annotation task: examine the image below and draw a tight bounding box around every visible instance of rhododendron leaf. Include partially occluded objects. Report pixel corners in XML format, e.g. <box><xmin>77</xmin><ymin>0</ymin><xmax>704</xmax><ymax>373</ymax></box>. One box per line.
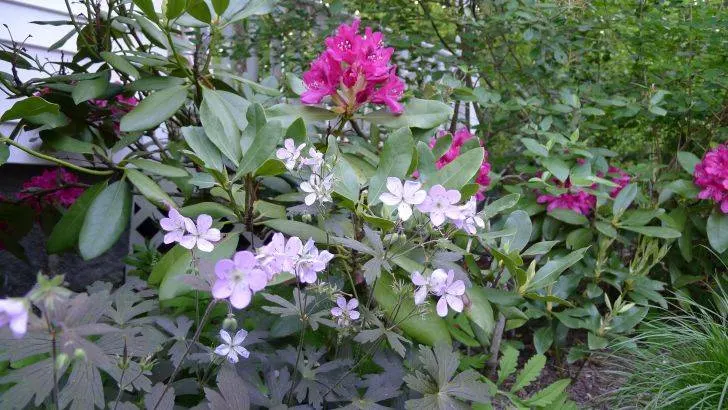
<box><xmin>465</xmin><ymin>287</ymin><xmax>495</xmax><ymax>341</ymax></box>
<box><xmin>613</xmin><ymin>183</ymin><xmax>639</xmax><ymax>216</ymax></box>
<box><xmin>186</xmin><ymin>0</ymin><xmax>211</xmax><ymax>23</ymax></box>
<box><xmin>125</xmin><ymin>169</ymin><xmax>175</xmax><ymax>207</ymax></box>
<box><xmin>677</xmin><ymin>151</ymin><xmax>701</xmax><ymax>175</ymax></box>
<box><xmin>533</xmin><ymin>326</ymin><xmax>554</xmax><ymax>355</ymax></box>
<box><xmin>180</xmin><ymin>202</ymin><xmax>236</xmax><ymax>219</ymax></box>
<box><xmin>129</xmin><ymin>158</ymin><xmax>188</xmax><ymax>178</ymax></box>
<box><xmin>373</xmin><ymin>273</ymin><xmax>451</xmax><ymax>346</ymax></box>
<box><xmin>266</xmin><ymin>103</ymin><xmax>337</xmax><ymax>129</ymax></box>
<box><xmin>1</xmin><ymin>96</ymin><xmax>59</xmax><ymax>122</ymax></box>
<box><xmin>223</xmin><ymin>0</ymin><xmax>276</xmax><ymax>24</ymax></box>
<box><xmin>145</xmin><ymin>383</ymin><xmax>175</xmax><ymax>410</ymax></box>
<box><xmin>706</xmin><ymin>210</ymin><xmax>728</xmax><ymax>254</ymax></box>
<box><xmin>181</xmin><ymin>126</ymin><xmax>224</xmax><ymax>172</ymax></box>
<box><xmin>47</xmin><ymin>181</ymin><xmax>107</xmax><ymax>254</ymax></box>
<box><xmin>541</xmin><ymin>157</ymin><xmax>570</xmax><ymax>182</ymax></box>
<box><xmin>548</xmin><ymin>208</ymin><xmax>588</xmax><ymax>225</ymax></box>
<box><xmin>0</xmin><ymin>143</ymin><xmax>8</xmax><ymax>166</ymax></box>
<box><xmin>148</xmin><ymin>245</ymin><xmax>190</xmax><ymax>286</ymax></box>
<box><xmin>121</xmin><ymin>85</ymin><xmax>188</xmax><ymax>132</ymax></box>
<box><xmin>620</xmin><ymin>225</ymin><xmax>681</xmax><ymax>239</ymax></box>
<box><xmin>72</xmin><ymin>71</ymin><xmax>110</xmax><ymax>104</ymax></box>
<box><xmin>480</xmin><ymin>193</ymin><xmax>520</xmax><ymax>220</ymax></box>
<box><xmin>285</xmin><ymin>72</ymin><xmax>306</xmax><ymax>96</ymax></box>
<box><xmin>100</xmin><ymin>51</ymin><xmax>139</xmax><ymax>78</ymax></box>
<box><xmin>429</xmin><ymin>147</ymin><xmax>484</xmax><ymax>189</ymax></box>
<box><xmin>368</xmin><ymin>127</ymin><xmax>414</xmax><ymax>206</ymax></box>
<box><xmin>361</xmin><ymin>98</ymin><xmax>453</xmax><ymax>129</ymax></box>
<box><xmin>416</xmin><ymin>141</ymin><xmax>437</xmax><ymax>184</ymax></box>
<box><xmin>285</xmin><ymin>117</ymin><xmax>307</xmax><ymax>144</ymax></box>
<box><xmin>236</xmin><ymin>119</ymin><xmax>283</xmax><ymax>177</ymax></box>
<box><xmin>527</xmin><ymin>247</ymin><xmax>588</xmax><ymax>292</ymax></box>
<box><xmin>79</xmin><ymin>181</ymin><xmax>132</xmax><ymax>260</ymax></box>
<box><xmin>501</xmin><ymin>210</ymin><xmax>532</xmax><ymax>253</ymax></box>
<box><xmin>521</xmin><ymin>138</ymin><xmax>549</xmax><ymax>157</ymax></box>
<box><xmin>326</xmin><ymin>135</ymin><xmax>361</xmax><ymax>202</ymax></box>
<box><xmin>262</xmin><ymin>219</ymin><xmax>328</xmax><ymax>243</ymax></box>
<box><xmin>200</xmin><ymin>87</ymin><xmax>241</xmax><ymax>164</ymax></box>
<box><xmin>133</xmin><ymin>0</ymin><xmax>158</xmax><ymax>21</ymax></box>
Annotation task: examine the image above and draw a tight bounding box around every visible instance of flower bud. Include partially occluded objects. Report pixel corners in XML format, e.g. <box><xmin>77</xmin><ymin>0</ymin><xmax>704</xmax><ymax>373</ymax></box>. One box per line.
<box><xmin>73</xmin><ymin>348</ymin><xmax>86</xmax><ymax>361</ymax></box>
<box><xmin>55</xmin><ymin>353</ymin><xmax>69</xmax><ymax>370</ymax></box>
<box><xmin>222</xmin><ymin>315</ymin><xmax>237</xmax><ymax>331</ymax></box>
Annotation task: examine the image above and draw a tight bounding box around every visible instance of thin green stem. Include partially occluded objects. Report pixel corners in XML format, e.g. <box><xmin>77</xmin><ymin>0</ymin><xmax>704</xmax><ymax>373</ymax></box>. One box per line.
<box><xmin>0</xmin><ymin>137</ymin><xmax>115</xmax><ymax>176</ymax></box>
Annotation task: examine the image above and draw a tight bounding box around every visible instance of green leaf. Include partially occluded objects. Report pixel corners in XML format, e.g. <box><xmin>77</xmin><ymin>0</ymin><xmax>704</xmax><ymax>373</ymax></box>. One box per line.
<box><xmin>100</xmin><ymin>52</ymin><xmax>139</xmax><ymax>78</ymax></box>
<box><xmin>266</xmin><ymin>103</ymin><xmax>337</xmax><ymax>129</ymax></box>
<box><xmin>522</xmin><ymin>240</ymin><xmax>560</xmax><ymax>257</ymax></box>
<box><xmin>236</xmin><ymin>120</ymin><xmax>283</xmax><ymax>177</ymax></box>
<box><xmin>373</xmin><ymin>273</ymin><xmax>451</xmax><ymax>346</ymax></box>
<box><xmin>72</xmin><ymin>71</ymin><xmax>110</xmax><ymax>104</ymax></box>
<box><xmin>480</xmin><ymin>193</ymin><xmax>520</xmax><ymax>220</ymax></box>
<box><xmin>524</xmin><ymin>379</ymin><xmax>570</xmax><ymax>407</ymax></box>
<box><xmin>120</xmin><ymin>85</ymin><xmax>188</xmax><ymax>132</ymax></box>
<box><xmin>497</xmin><ymin>345</ymin><xmax>519</xmax><ymax>384</ymax></box>
<box><xmin>361</xmin><ymin>98</ymin><xmax>453</xmax><ymax>129</ymax></box>
<box><xmin>533</xmin><ymin>326</ymin><xmax>554</xmax><ymax>354</ymax></box>
<box><xmin>528</xmin><ymin>247</ymin><xmax>588</xmax><ymax>291</ymax></box>
<box><xmin>620</xmin><ymin>225</ymin><xmax>681</xmax><ymax>239</ymax></box>
<box><xmin>430</xmin><ymin>147</ymin><xmax>485</xmax><ymax>189</ymax></box>
<box><xmin>368</xmin><ymin>127</ymin><xmax>414</xmax><ymax>205</ymax></box>
<box><xmin>43</xmin><ymin>135</ymin><xmax>95</xmax><ymax>154</ymax></box>
<box><xmin>677</xmin><ymin>151</ymin><xmax>701</xmax><ymax>175</ymax></box>
<box><xmin>133</xmin><ymin>0</ymin><xmax>158</xmax><ymax>21</ymax></box>
<box><xmin>587</xmin><ymin>332</ymin><xmax>608</xmax><ymax>350</ymax></box>
<box><xmin>261</xmin><ymin>220</ymin><xmax>328</xmax><ymax>243</ymax></box>
<box><xmin>285</xmin><ymin>117</ymin><xmax>307</xmax><ymax>144</ymax></box>
<box><xmin>181</xmin><ymin>126</ymin><xmax>224</xmax><ymax>172</ymax></box>
<box><xmin>129</xmin><ymin>159</ymin><xmax>188</xmax><ymax>177</ymax></box>
<box><xmin>707</xmin><ymin>209</ymin><xmax>728</xmax><ymax>254</ymax></box>
<box><xmin>211</xmin><ymin>0</ymin><xmax>230</xmax><ymax>15</ymax></box>
<box><xmin>285</xmin><ymin>72</ymin><xmax>306</xmax><ymax>96</ymax></box>
<box><xmin>465</xmin><ymin>287</ymin><xmax>495</xmax><ymax>341</ymax></box>
<box><xmin>521</xmin><ymin>138</ymin><xmax>549</xmax><ymax>156</ymax></box>
<box><xmin>1</xmin><ymin>97</ymin><xmax>59</xmax><ymax>122</ymax></box>
<box><xmin>542</xmin><ymin>158</ymin><xmax>570</xmax><ymax>182</ymax></box>
<box><xmin>223</xmin><ymin>0</ymin><xmax>276</xmax><ymax>23</ymax></box>
<box><xmin>165</xmin><ymin>0</ymin><xmax>187</xmax><ymax>19</ymax></box>
<box><xmin>127</xmin><ymin>76</ymin><xmax>185</xmax><ymax>91</ymax></box>
<box><xmin>0</xmin><ymin>143</ymin><xmax>8</xmax><ymax>166</ymax></box>
<box><xmin>255</xmin><ymin>159</ymin><xmax>286</xmax><ymax>177</ymax></box>
<box><xmin>79</xmin><ymin>181</ymin><xmax>132</xmax><ymax>260</ymax></box>
<box><xmin>180</xmin><ymin>202</ymin><xmax>236</xmax><ymax>219</ymax></box>
<box><xmin>186</xmin><ymin>0</ymin><xmax>211</xmax><ymax>23</ymax></box>
<box><xmin>501</xmin><ymin>210</ymin><xmax>532</xmax><ymax>253</ymax></box>
<box><xmin>548</xmin><ymin>208</ymin><xmax>588</xmax><ymax>225</ymax></box>
<box><xmin>148</xmin><ymin>245</ymin><xmax>190</xmax><ymax>286</ymax></box>
<box><xmin>612</xmin><ymin>184</ymin><xmax>638</xmax><ymax>216</ymax></box>
<box><xmin>416</xmin><ymin>141</ymin><xmax>437</xmax><ymax>184</ymax></box>
<box><xmin>200</xmin><ymin>87</ymin><xmax>241</xmax><ymax>164</ymax></box>
<box><xmin>125</xmin><ymin>169</ymin><xmax>175</xmax><ymax>207</ymax></box>
<box><xmin>511</xmin><ymin>354</ymin><xmax>546</xmax><ymax>392</ymax></box>
<box><xmin>47</xmin><ymin>182</ymin><xmax>107</xmax><ymax>254</ymax></box>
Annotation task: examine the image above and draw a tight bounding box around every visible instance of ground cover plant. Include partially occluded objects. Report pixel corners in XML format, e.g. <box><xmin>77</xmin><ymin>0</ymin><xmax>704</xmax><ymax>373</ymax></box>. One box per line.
<box><xmin>0</xmin><ymin>0</ymin><xmax>726</xmax><ymax>408</ymax></box>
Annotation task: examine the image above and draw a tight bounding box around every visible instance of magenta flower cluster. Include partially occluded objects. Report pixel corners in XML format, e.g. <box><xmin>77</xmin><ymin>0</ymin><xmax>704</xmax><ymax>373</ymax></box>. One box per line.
<box><xmin>89</xmin><ymin>93</ymin><xmax>139</xmax><ymax>134</ymax></box>
<box><xmin>429</xmin><ymin>128</ymin><xmax>492</xmax><ymax>200</ymax></box>
<box><xmin>301</xmin><ymin>19</ymin><xmax>405</xmax><ymax>115</ymax></box>
<box><xmin>537</xmin><ymin>166</ymin><xmax>632</xmax><ymax>216</ymax></box>
<box><xmin>212</xmin><ymin>233</ymin><xmax>334</xmax><ymax>310</ymax></box>
<box><xmin>694</xmin><ymin>144</ymin><xmax>728</xmax><ymax>213</ymax></box>
<box><xmin>16</xmin><ymin>168</ymin><xmax>84</xmax><ymax>212</ymax></box>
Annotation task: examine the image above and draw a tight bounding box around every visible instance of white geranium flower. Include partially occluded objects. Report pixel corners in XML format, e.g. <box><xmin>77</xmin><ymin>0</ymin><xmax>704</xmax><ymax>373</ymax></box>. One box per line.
<box><xmin>276</xmin><ymin>138</ymin><xmax>306</xmax><ymax>171</ymax></box>
<box><xmin>379</xmin><ymin>177</ymin><xmax>427</xmax><ymax>221</ymax></box>
<box><xmin>214</xmin><ymin>329</ymin><xmax>249</xmax><ymax>363</ymax></box>
<box><xmin>300</xmin><ymin>173</ymin><xmax>334</xmax><ymax>206</ymax></box>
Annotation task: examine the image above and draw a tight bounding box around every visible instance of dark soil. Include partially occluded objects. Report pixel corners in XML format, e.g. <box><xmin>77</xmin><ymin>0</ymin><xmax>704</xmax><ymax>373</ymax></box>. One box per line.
<box><xmin>534</xmin><ymin>357</ymin><xmax>624</xmax><ymax>408</ymax></box>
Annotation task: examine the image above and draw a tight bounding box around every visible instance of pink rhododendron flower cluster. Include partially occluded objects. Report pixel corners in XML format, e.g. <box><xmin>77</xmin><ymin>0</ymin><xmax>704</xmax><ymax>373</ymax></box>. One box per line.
<box><xmin>694</xmin><ymin>144</ymin><xmax>728</xmax><ymax>213</ymax></box>
<box><xmin>211</xmin><ymin>232</ymin><xmax>334</xmax><ymax>310</ymax></box>
<box><xmin>429</xmin><ymin>128</ymin><xmax>492</xmax><ymax>200</ymax></box>
<box><xmin>606</xmin><ymin>166</ymin><xmax>631</xmax><ymax>198</ymax></box>
<box><xmin>537</xmin><ymin>182</ymin><xmax>596</xmax><ymax>216</ymax></box>
<box><xmin>16</xmin><ymin>168</ymin><xmax>84</xmax><ymax>211</ymax></box>
<box><xmin>301</xmin><ymin>19</ymin><xmax>405</xmax><ymax>115</ymax></box>
<box><xmin>89</xmin><ymin>93</ymin><xmax>139</xmax><ymax>134</ymax></box>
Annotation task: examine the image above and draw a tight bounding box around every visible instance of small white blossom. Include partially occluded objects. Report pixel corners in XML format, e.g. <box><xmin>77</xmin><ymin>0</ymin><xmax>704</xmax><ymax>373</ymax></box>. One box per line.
<box><xmin>301</xmin><ymin>148</ymin><xmax>324</xmax><ymax>171</ymax></box>
<box><xmin>379</xmin><ymin>177</ymin><xmax>427</xmax><ymax>221</ymax></box>
<box><xmin>276</xmin><ymin>138</ymin><xmax>306</xmax><ymax>171</ymax></box>
<box><xmin>300</xmin><ymin>173</ymin><xmax>334</xmax><ymax>206</ymax></box>
<box><xmin>214</xmin><ymin>329</ymin><xmax>249</xmax><ymax>363</ymax></box>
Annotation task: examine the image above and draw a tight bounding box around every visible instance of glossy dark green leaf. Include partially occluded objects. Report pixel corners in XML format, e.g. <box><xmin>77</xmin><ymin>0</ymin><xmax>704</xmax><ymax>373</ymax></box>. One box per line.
<box><xmin>47</xmin><ymin>181</ymin><xmax>107</xmax><ymax>254</ymax></box>
<box><xmin>79</xmin><ymin>181</ymin><xmax>132</xmax><ymax>260</ymax></box>
<box><xmin>262</xmin><ymin>220</ymin><xmax>328</xmax><ymax>243</ymax></box>
<box><xmin>120</xmin><ymin>85</ymin><xmax>188</xmax><ymax>132</ymax></box>
<box><xmin>72</xmin><ymin>71</ymin><xmax>110</xmax><ymax>104</ymax></box>
<box><xmin>200</xmin><ymin>87</ymin><xmax>241</xmax><ymax>164</ymax></box>
<box><xmin>125</xmin><ymin>169</ymin><xmax>175</xmax><ymax>207</ymax></box>
<box><xmin>181</xmin><ymin>126</ymin><xmax>224</xmax><ymax>171</ymax></box>
<box><xmin>361</xmin><ymin>98</ymin><xmax>453</xmax><ymax>129</ymax></box>
<box><xmin>236</xmin><ymin>119</ymin><xmax>283</xmax><ymax>177</ymax></box>
<box><xmin>429</xmin><ymin>147</ymin><xmax>484</xmax><ymax>189</ymax></box>
<box><xmin>100</xmin><ymin>52</ymin><xmax>139</xmax><ymax>78</ymax></box>
<box><xmin>707</xmin><ymin>209</ymin><xmax>728</xmax><ymax>254</ymax></box>
<box><xmin>129</xmin><ymin>159</ymin><xmax>188</xmax><ymax>178</ymax></box>
<box><xmin>1</xmin><ymin>97</ymin><xmax>59</xmax><ymax>122</ymax></box>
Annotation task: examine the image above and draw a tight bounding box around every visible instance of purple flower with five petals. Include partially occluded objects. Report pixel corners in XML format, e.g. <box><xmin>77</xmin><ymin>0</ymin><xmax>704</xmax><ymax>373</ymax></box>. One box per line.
<box><xmin>429</xmin><ymin>269</ymin><xmax>465</xmax><ymax>317</ymax></box>
<box><xmin>180</xmin><ymin>214</ymin><xmax>222</xmax><ymax>252</ymax></box>
<box><xmin>160</xmin><ymin>208</ymin><xmax>191</xmax><ymax>245</ymax></box>
<box><xmin>294</xmin><ymin>239</ymin><xmax>334</xmax><ymax>284</ymax></box>
<box><xmin>331</xmin><ymin>296</ymin><xmax>360</xmax><ymax>326</ymax></box>
<box><xmin>212</xmin><ymin>251</ymin><xmax>268</xmax><ymax>309</ymax></box>
<box><xmin>417</xmin><ymin>184</ymin><xmax>462</xmax><ymax>227</ymax></box>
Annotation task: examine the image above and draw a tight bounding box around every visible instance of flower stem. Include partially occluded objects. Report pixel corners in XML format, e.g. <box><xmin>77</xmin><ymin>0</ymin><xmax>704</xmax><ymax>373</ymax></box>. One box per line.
<box><xmin>153</xmin><ymin>299</ymin><xmax>217</xmax><ymax>410</ymax></box>
<box><xmin>0</xmin><ymin>137</ymin><xmax>115</xmax><ymax>176</ymax></box>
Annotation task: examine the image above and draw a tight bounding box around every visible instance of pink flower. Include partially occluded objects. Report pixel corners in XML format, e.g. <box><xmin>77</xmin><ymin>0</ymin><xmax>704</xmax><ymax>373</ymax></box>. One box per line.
<box><xmin>294</xmin><ymin>239</ymin><xmax>334</xmax><ymax>284</ymax></box>
<box><xmin>429</xmin><ymin>269</ymin><xmax>465</xmax><ymax>317</ymax></box>
<box><xmin>16</xmin><ymin>168</ymin><xmax>84</xmax><ymax>211</ymax></box>
<box><xmin>694</xmin><ymin>144</ymin><xmax>728</xmax><ymax>213</ymax></box>
<box><xmin>160</xmin><ymin>208</ymin><xmax>191</xmax><ymax>245</ymax></box>
<box><xmin>537</xmin><ymin>180</ymin><xmax>596</xmax><ymax>216</ymax></box>
<box><xmin>452</xmin><ymin>197</ymin><xmax>485</xmax><ymax>234</ymax></box>
<box><xmin>180</xmin><ymin>214</ymin><xmax>221</xmax><ymax>252</ymax></box>
<box><xmin>212</xmin><ymin>251</ymin><xmax>268</xmax><ymax>309</ymax></box>
<box><xmin>256</xmin><ymin>233</ymin><xmax>303</xmax><ymax>279</ymax></box>
<box><xmin>417</xmin><ymin>184</ymin><xmax>462</xmax><ymax>227</ymax></box>
<box><xmin>411</xmin><ymin>271</ymin><xmax>433</xmax><ymax>305</ymax></box>
<box><xmin>0</xmin><ymin>298</ymin><xmax>29</xmax><ymax>338</ymax></box>
<box><xmin>301</xmin><ymin>19</ymin><xmax>405</xmax><ymax>115</ymax></box>
<box><xmin>379</xmin><ymin>177</ymin><xmax>427</xmax><ymax>221</ymax></box>
<box><xmin>331</xmin><ymin>296</ymin><xmax>360</xmax><ymax>326</ymax></box>
<box><xmin>607</xmin><ymin>166</ymin><xmax>631</xmax><ymax>198</ymax></box>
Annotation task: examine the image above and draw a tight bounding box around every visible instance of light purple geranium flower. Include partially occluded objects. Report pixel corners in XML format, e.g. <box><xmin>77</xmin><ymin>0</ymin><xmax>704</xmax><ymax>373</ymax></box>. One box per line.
<box><xmin>294</xmin><ymin>239</ymin><xmax>334</xmax><ymax>283</ymax></box>
<box><xmin>429</xmin><ymin>269</ymin><xmax>466</xmax><ymax>317</ymax></box>
<box><xmin>0</xmin><ymin>298</ymin><xmax>29</xmax><ymax>338</ymax></box>
<box><xmin>257</xmin><ymin>233</ymin><xmax>303</xmax><ymax>279</ymax></box>
<box><xmin>452</xmin><ymin>197</ymin><xmax>485</xmax><ymax>235</ymax></box>
<box><xmin>417</xmin><ymin>184</ymin><xmax>462</xmax><ymax>227</ymax></box>
<box><xmin>331</xmin><ymin>296</ymin><xmax>360</xmax><ymax>326</ymax></box>
<box><xmin>411</xmin><ymin>271</ymin><xmax>432</xmax><ymax>305</ymax></box>
<box><xmin>212</xmin><ymin>251</ymin><xmax>268</xmax><ymax>309</ymax></box>
<box><xmin>180</xmin><ymin>214</ymin><xmax>221</xmax><ymax>252</ymax></box>
<box><xmin>379</xmin><ymin>177</ymin><xmax>427</xmax><ymax>221</ymax></box>
<box><xmin>276</xmin><ymin>138</ymin><xmax>306</xmax><ymax>171</ymax></box>
<box><xmin>160</xmin><ymin>208</ymin><xmax>191</xmax><ymax>245</ymax></box>
<box><xmin>301</xmin><ymin>148</ymin><xmax>324</xmax><ymax>171</ymax></box>
<box><xmin>214</xmin><ymin>329</ymin><xmax>249</xmax><ymax>363</ymax></box>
